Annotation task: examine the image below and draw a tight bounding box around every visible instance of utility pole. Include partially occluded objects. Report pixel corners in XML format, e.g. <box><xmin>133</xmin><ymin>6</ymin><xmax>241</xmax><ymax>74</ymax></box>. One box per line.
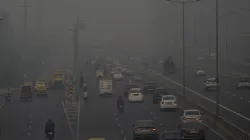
<box><xmin>215</xmin><ymin>0</ymin><xmax>220</xmax><ymax>119</ymax></box>
<box><xmin>20</xmin><ymin>0</ymin><xmax>31</xmax><ymax>50</ymax></box>
<box><xmin>166</xmin><ymin>0</ymin><xmax>200</xmax><ymax>98</ymax></box>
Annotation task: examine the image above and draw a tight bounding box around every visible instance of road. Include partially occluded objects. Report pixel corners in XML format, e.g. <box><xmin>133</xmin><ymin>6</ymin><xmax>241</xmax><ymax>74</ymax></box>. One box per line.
<box><xmin>0</xmin><ymin>88</ymin><xmax>72</xmax><ymax>140</ymax></box>
<box><xmin>78</xmin><ymin>66</ymin><xmax>224</xmax><ymax>140</ymax></box>
<box><xmin>136</xmin><ymin>59</ymin><xmax>250</xmax><ymax>131</ymax></box>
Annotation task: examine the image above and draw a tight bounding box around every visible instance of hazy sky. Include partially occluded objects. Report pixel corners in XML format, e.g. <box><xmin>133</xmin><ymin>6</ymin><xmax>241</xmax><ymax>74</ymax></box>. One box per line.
<box><xmin>0</xmin><ymin>0</ymin><xmax>249</xmax><ymax>64</ymax></box>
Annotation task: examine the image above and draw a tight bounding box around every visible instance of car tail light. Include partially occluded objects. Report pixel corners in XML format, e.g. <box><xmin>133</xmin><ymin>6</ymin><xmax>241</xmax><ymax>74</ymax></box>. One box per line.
<box><xmin>152</xmin><ymin>128</ymin><xmax>156</xmax><ymax>131</ymax></box>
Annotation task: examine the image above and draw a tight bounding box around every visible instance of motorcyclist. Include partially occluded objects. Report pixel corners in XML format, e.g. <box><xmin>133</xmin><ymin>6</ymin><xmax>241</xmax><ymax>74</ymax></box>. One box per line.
<box><xmin>117</xmin><ymin>96</ymin><xmax>124</xmax><ymax>109</ymax></box>
<box><xmin>45</xmin><ymin>119</ymin><xmax>55</xmax><ymax>137</ymax></box>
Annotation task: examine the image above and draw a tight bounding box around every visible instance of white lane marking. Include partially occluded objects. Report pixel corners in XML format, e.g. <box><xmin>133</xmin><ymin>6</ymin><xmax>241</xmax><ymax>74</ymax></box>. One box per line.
<box><xmin>232</xmin><ymin>94</ymin><xmax>235</xmax><ymax>96</ymax></box>
<box><xmin>248</xmin><ymin>101</ymin><xmax>250</xmax><ymax>103</ymax></box>
<box><xmin>121</xmin><ymin>129</ymin><xmax>123</xmax><ymax>133</ymax></box>
<box><xmin>29</xmin><ymin>121</ymin><xmax>32</xmax><ymax>124</ymax></box>
<box><xmin>150</xmin><ymin>112</ymin><xmax>153</xmax><ymax>115</ymax></box>
<box><xmin>76</xmin><ymin>93</ymin><xmax>81</xmax><ymax>140</ymax></box>
<box><xmin>240</xmin><ymin>97</ymin><xmax>243</xmax><ymax>100</ymax></box>
<box><xmin>116</xmin><ymin>118</ymin><xmax>118</xmax><ymax>121</ymax></box>
<box><xmin>154</xmin><ymin>117</ymin><xmax>156</xmax><ymax>120</ymax></box>
<box><xmin>28</xmin><ymin>132</ymin><xmax>31</xmax><ymax>135</ymax></box>
<box><xmin>29</xmin><ymin>126</ymin><xmax>32</xmax><ymax>129</ymax></box>
<box><xmin>118</xmin><ymin>124</ymin><xmax>121</xmax><ymax>127</ymax></box>
<box><xmin>114</xmin><ymin>113</ymin><xmax>116</xmax><ymax>115</ymax></box>
<box><xmin>124</xmin><ymin>137</ymin><xmax>127</xmax><ymax>140</ymax></box>
<box><xmin>150</xmin><ymin>70</ymin><xmax>250</xmax><ymax>121</ymax></box>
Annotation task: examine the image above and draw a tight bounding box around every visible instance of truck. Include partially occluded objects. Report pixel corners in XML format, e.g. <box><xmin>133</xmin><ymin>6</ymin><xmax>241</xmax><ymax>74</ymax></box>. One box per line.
<box><xmin>20</xmin><ymin>84</ymin><xmax>33</xmax><ymax>101</ymax></box>
<box><xmin>51</xmin><ymin>70</ymin><xmax>65</xmax><ymax>89</ymax></box>
<box><xmin>99</xmin><ymin>78</ymin><xmax>113</xmax><ymax>97</ymax></box>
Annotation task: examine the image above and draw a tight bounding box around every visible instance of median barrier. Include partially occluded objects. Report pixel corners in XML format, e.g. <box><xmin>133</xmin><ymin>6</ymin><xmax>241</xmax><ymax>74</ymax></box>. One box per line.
<box><xmin>125</xmin><ymin>61</ymin><xmax>249</xmax><ymax>140</ymax></box>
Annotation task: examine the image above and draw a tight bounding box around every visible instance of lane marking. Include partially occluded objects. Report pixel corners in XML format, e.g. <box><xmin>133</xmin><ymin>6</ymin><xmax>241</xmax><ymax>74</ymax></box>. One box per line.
<box><xmin>118</xmin><ymin>124</ymin><xmax>121</xmax><ymax>127</ymax></box>
<box><xmin>28</xmin><ymin>132</ymin><xmax>31</xmax><ymax>135</ymax></box>
<box><xmin>240</xmin><ymin>97</ymin><xmax>243</xmax><ymax>100</ymax></box>
<box><xmin>149</xmin><ymin>70</ymin><xmax>250</xmax><ymax>121</ymax></box>
<box><xmin>116</xmin><ymin>118</ymin><xmax>118</xmax><ymax>121</ymax></box>
<box><xmin>61</xmin><ymin>101</ymin><xmax>74</xmax><ymax>138</ymax></box>
<box><xmin>248</xmin><ymin>101</ymin><xmax>250</xmax><ymax>103</ymax></box>
<box><xmin>29</xmin><ymin>126</ymin><xmax>32</xmax><ymax>129</ymax></box>
<box><xmin>76</xmin><ymin>93</ymin><xmax>81</xmax><ymax>140</ymax></box>
<box><xmin>124</xmin><ymin>137</ymin><xmax>127</xmax><ymax>140</ymax></box>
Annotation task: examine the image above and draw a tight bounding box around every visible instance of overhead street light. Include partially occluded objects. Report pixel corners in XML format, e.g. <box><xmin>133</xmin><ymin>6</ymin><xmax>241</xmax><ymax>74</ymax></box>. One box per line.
<box><xmin>166</xmin><ymin>0</ymin><xmax>200</xmax><ymax>98</ymax></box>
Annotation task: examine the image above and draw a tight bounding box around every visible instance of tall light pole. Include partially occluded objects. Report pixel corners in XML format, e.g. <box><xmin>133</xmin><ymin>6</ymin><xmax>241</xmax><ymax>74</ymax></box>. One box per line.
<box><xmin>166</xmin><ymin>0</ymin><xmax>200</xmax><ymax>97</ymax></box>
<box><xmin>215</xmin><ymin>0</ymin><xmax>219</xmax><ymax>119</ymax></box>
<box><xmin>20</xmin><ymin>0</ymin><xmax>31</xmax><ymax>50</ymax></box>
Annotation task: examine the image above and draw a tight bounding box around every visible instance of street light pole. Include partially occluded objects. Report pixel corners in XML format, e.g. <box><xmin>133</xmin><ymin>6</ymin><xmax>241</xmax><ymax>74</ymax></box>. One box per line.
<box><xmin>215</xmin><ymin>0</ymin><xmax>220</xmax><ymax>119</ymax></box>
<box><xmin>20</xmin><ymin>0</ymin><xmax>31</xmax><ymax>50</ymax></box>
<box><xmin>166</xmin><ymin>0</ymin><xmax>200</xmax><ymax>97</ymax></box>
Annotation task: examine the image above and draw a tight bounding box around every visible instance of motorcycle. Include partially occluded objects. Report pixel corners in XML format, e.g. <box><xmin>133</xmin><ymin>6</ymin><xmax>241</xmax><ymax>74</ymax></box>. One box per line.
<box><xmin>83</xmin><ymin>91</ymin><xmax>88</xmax><ymax>100</ymax></box>
<box><xmin>46</xmin><ymin>131</ymin><xmax>54</xmax><ymax>140</ymax></box>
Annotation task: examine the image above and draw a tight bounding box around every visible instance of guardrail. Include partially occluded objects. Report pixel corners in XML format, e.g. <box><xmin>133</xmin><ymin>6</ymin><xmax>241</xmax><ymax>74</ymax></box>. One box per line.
<box><xmin>124</xmin><ymin>60</ymin><xmax>250</xmax><ymax>140</ymax></box>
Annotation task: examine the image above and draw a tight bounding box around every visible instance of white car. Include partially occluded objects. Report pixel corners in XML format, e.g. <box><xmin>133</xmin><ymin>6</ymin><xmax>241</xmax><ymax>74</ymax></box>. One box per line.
<box><xmin>204</xmin><ymin>78</ymin><xmax>220</xmax><ymax>91</ymax></box>
<box><xmin>113</xmin><ymin>73</ymin><xmax>123</xmax><ymax>80</ymax></box>
<box><xmin>133</xmin><ymin>76</ymin><xmax>143</xmax><ymax>82</ymax></box>
<box><xmin>160</xmin><ymin>95</ymin><xmax>177</xmax><ymax>111</ymax></box>
<box><xmin>195</xmin><ymin>69</ymin><xmax>205</xmax><ymax>76</ymax></box>
<box><xmin>236</xmin><ymin>78</ymin><xmax>250</xmax><ymax>89</ymax></box>
<box><xmin>181</xmin><ymin>109</ymin><xmax>202</xmax><ymax>123</ymax></box>
<box><xmin>128</xmin><ymin>88</ymin><xmax>144</xmax><ymax>103</ymax></box>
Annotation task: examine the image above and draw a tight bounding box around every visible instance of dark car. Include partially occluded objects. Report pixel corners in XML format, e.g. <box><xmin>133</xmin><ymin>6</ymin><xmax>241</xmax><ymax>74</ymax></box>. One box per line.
<box><xmin>142</xmin><ymin>82</ymin><xmax>157</xmax><ymax>94</ymax></box>
<box><xmin>132</xmin><ymin>120</ymin><xmax>159</xmax><ymax>140</ymax></box>
<box><xmin>160</xmin><ymin>130</ymin><xmax>182</xmax><ymax>140</ymax></box>
<box><xmin>153</xmin><ymin>88</ymin><xmax>170</xmax><ymax>104</ymax></box>
<box><xmin>179</xmin><ymin>122</ymin><xmax>205</xmax><ymax>140</ymax></box>
<box><xmin>235</xmin><ymin>77</ymin><xmax>250</xmax><ymax>89</ymax></box>
<box><xmin>124</xmin><ymin>84</ymin><xmax>139</xmax><ymax>97</ymax></box>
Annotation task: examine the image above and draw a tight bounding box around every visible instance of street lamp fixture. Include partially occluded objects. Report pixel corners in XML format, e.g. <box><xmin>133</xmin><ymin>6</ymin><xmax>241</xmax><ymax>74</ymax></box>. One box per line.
<box><xmin>166</xmin><ymin>0</ymin><xmax>201</xmax><ymax>98</ymax></box>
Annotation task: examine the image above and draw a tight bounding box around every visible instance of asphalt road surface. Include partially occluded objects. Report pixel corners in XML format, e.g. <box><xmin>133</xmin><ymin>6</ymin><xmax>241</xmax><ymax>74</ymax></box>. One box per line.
<box><xmin>78</xmin><ymin>66</ymin><xmax>224</xmax><ymax>140</ymax></box>
<box><xmin>0</xmin><ymin>88</ymin><xmax>72</xmax><ymax>140</ymax></box>
<box><xmin>135</xmin><ymin>60</ymin><xmax>250</xmax><ymax>131</ymax></box>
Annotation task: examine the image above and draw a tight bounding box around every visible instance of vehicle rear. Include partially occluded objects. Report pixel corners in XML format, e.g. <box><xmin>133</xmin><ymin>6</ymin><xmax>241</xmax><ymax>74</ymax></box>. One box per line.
<box><xmin>153</xmin><ymin>89</ymin><xmax>169</xmax><ymax>104</ymax></box>
<box><xmin>133</xmin><ymin>121</ymin><xmax>158</xmax><ymax>140</ymax></box>
<box><xmin>52</xmin><ymin>71</ymin><xmax>65</xmax><ymax>89</ymax></box>
<box><xmin>123</xmin><ymin>84</ymin><xmax>139</xmax><ymax>97</ymax></box>
<box><xmin>128</xmin><ymin>88</ymin><xmax>144</xmax><ymax>103</ymax></box>
<box><xmin>180</xmin><ymin>122</ymin><xmax>205</xmax><ymax>140</ymax></box>
<box><xmin>113</xmin><ymin>73</ymin><xmax>123</xmax><ymax>80</ymax></box>
<box><xmin>183</xmin><ymin>110</ymin><xmax>202</xmax><ymax>123</ymax></box>
<box><xmin>160</xmin><ymin>95</ymin><xmax>177</xmax><ymax>110</ymax></box>
<box><xmin>99</xmin><ymin>79</ymin><xmax>113</xmax><ymax>96</ymax></box>
<box><xmin>20</xmin><ymin>85</ymin><xmax>33</xmax><ymax>100</ymax></box>
<box><xmin>143</xmin><ymin>82</ymin><xmax>157</xmax><ymax>94</ymax></box>
<box><xmin>35</xmin><ymin>81</ymin><xmax>48</xmax><ymax>95</ymax></box>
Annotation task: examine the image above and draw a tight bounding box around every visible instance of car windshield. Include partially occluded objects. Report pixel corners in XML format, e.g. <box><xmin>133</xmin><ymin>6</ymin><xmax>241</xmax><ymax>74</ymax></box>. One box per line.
<box><xmin>182</xmin><ymin>122</ymin><xmax>204</xmax><ymax>129</ymax></box>
<box><xmin>21</xmin><ymin>86</ymin><xmax>31</xmax><ymax>93</ymax></box>
<box><xmin>130</xmin><ymin>89</ymin><xmax>141</xmax><ymax>93</ymax></box>
<box><xmin>135</xmin><ymin>121</ymin><xmax>154</xmax><ymax>127</ymax></box>
<box><xmin>185</xmin><ymin>111</ymin><xmax>200</xmax><ymax>116</ymax></box>
<box><xmin>163</xmin><ymin>96</ymin><xmax>175</xmax><ymax>100</ymax></box>
<box><xmin>207</xmin><ymin>79</ymin><xmax>216</xmax><ymax>82</ymax></box>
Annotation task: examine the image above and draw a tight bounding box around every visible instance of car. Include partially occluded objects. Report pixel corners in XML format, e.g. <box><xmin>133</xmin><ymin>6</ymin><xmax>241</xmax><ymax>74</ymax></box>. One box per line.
<box><xmin>180</xmin><ymin>109</ymin><xmax>202</xmax><ymax>123</ymax></box>
<box><xmin>142</xmin><ymin>82</ymin><xmax>157</xmax><ymax>94</ymax></box>
<box><xmin>235</xmin><ymin>77</ymin><xmax>250</xmax><ymax>89</ymax></box>
<box><xmin>195</xmin><ymin>69</ymin><xmax>205</xmax><ymax>76</ymax></box>
<box><xmin>113</xmin><ymin>73</ymin><xmax>123</xmax><ymax>80</ymax></box>
<box><xmin>159</xmin><ymin>130</ymin><xmax>182</xmax><ymax>140</ymax></box>
<box><xmin>153</xmin><ymin>88</ymin><xmax>170</xmax><ymax>104</ymax></box>
<box><xmin>128</xmin><ymin>88</ymin><xmax>144</xmax><ymax>103</ymax></box>
<box><xmin>123</xmin><ymin>84</ymin><xmax>140</xmax><ymax>97</ymax></box>
<box><xmin>160</xmin><ymin>95</ymin><xmax>177</xmax><ymax>111</ymax></box>
<box><xmin>125</xmin><ymin>69</ymin><xmax>134</xmax><ymax>76</ymax></box>
<box><xmin>132</xmin><ymin>120</ymin><xmax>158</xmax><ymax>140</ymax></box>
<box><xmin>204</xmin><ymin>78</ymin><xmax>220</xmax><ymax>91</ymax></box>
<box><xmin>179</xmin><ymin>122</ymin><xmax>205</xmax><ymax>140</ymax></box>
<box><xmin>133</xmin><ymin>76</ymin><xmax>144</xmax><ymax>82</ymax></box>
